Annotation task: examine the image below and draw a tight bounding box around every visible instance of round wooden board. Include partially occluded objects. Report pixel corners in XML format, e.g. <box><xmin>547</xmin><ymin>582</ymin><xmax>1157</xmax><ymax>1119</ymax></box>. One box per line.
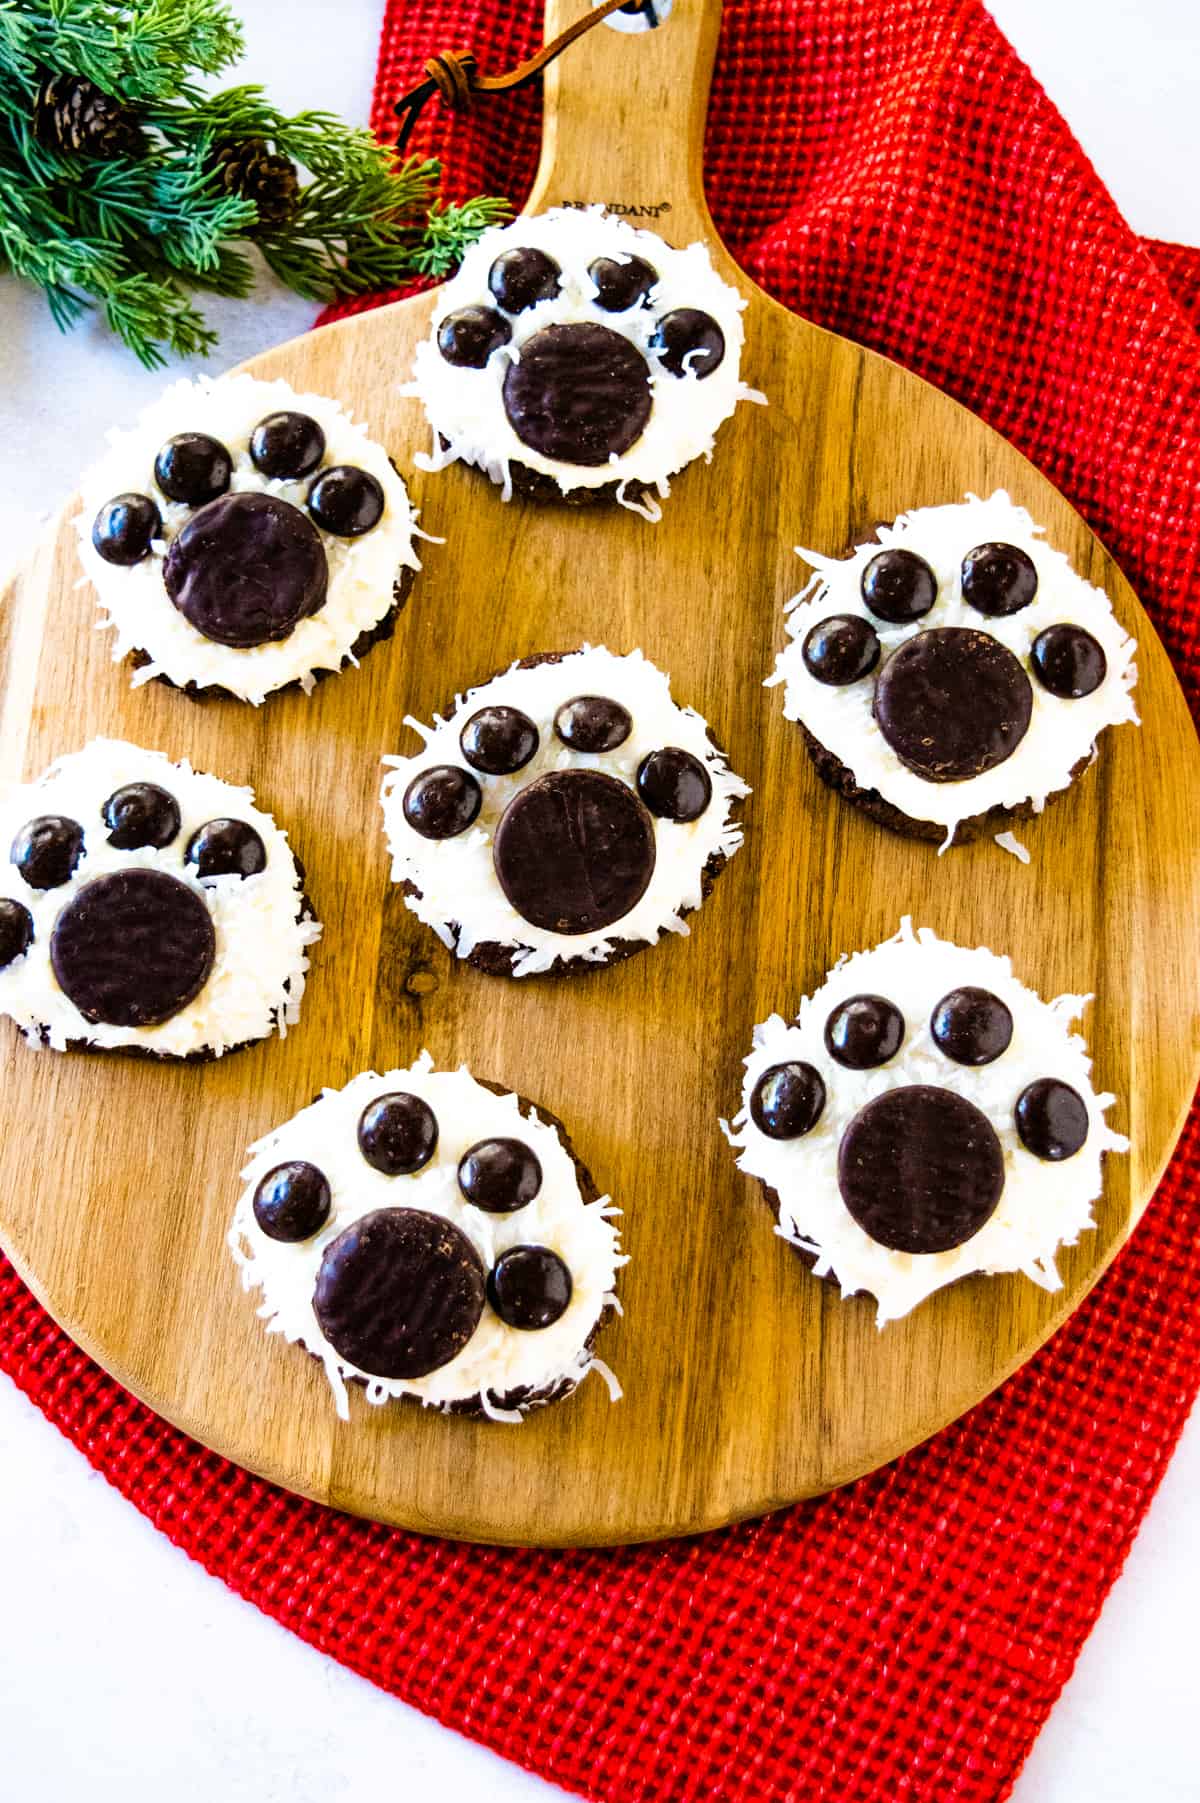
<box><xmin>2</xmin><ymin>0</ymin><xmax>1199</xmax><ymax>1546</ymax></box>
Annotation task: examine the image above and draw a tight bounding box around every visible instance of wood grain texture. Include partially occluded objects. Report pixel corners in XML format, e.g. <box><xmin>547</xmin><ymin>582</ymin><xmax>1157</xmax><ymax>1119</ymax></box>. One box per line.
<box><xmin>1</xmin><ymin>0</ymin><xmax>1198</xmax><ymax>1546</ymax></box>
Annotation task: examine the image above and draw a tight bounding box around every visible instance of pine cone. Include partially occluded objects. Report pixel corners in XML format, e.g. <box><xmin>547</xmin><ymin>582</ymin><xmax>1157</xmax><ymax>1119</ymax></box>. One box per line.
<box><xmin>33</xmin><ymin>73</ymin><xmax>144</xmax><ymax>160</ymax></box>
<box><xmin>210</xmin><ymin>139</ymin><xmax>301</xmax><ymax>233</ymax></box>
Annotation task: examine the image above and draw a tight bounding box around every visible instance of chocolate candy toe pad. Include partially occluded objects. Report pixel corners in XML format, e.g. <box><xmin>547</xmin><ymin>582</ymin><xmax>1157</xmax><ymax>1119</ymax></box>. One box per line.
<box><xmin>230</xmin><ymin>1056</ymin><xmax>623</xmax><ymax>1420</ymax></box>
<box><xmin>381</xmin><ymin>646</ymin><xmax>748</xmax><ymax>978</ymax></box>
<box><xmin>729</xmin><ymin>920</ymin><xmax>1127</xmax><ymax>1324</ymax></box>
<box><xmin>77</xmin><ymin>371</ymin><xmax>422</xmax><ymax>704</ymax></box>
<box><xmin>770</xmin><ymin>492</ymin><xmax>1138</xmax><ymax>843</ymax></box>
<box><xmin>0</xmin><ymin>738</ymin><xmax>320</xmax><ymax>1057</ymax></box>
<box><xmin>410</xmin><ymin>205</ymin><xmax>761</xmax><ymax>514</ymax></box>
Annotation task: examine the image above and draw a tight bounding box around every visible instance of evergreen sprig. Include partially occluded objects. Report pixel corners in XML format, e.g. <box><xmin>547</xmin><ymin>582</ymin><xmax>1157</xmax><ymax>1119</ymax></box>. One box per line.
<box><xmin>0</xmin><ymin>0</ymin><xmax>511</xmax><ymax>365</ymax></box>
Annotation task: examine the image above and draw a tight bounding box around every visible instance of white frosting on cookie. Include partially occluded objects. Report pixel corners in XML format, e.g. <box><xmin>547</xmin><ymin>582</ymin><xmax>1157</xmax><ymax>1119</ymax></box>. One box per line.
<box><xmin>76</xmin><ymin>374</ymin><xmax>423</xmax><ymax>705</ymax></box>
<box><xmin>767</xmin><ymin>492</ymin><xmax>1139</xmax><ymax>841</ymax></box>
<box><xmin>407</xmin><ymin>206</ymin><xmax>763</xmax><ymax>514</ymax></box>
<box><xmin>229</xmin><ymin>1054</ymin><xmax>624</xmax><ymax>1420</ymax></box>
<box><xmin>381</xmin><ymin>646</ymin><xmax>749</xmax><ymax>976</ymax></box>
<box><xmin>0</xmin><ymin>739</ymin><xmax>320</xmax><ymax>1056</ymax></box>
<box><xmin>725</xmin><ymin>919</ymin><xmax>1127</xmax><ymax>1323</ymax></box>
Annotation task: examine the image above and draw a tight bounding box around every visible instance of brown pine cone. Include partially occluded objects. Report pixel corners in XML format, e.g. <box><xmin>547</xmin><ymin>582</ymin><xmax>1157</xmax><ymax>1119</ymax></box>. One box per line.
<box><xmin>210</xmin><ymin>138</ymin><xmax>301</xmax><ymax>232</ymax></box>
<box><xmin>33</xmin><ymin>73</ymin><xmax>144</xmax><ymax>160</ymax></box>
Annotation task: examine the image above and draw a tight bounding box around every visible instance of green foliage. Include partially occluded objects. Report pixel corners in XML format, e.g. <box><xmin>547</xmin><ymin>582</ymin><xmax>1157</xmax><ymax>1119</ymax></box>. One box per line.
<box><xmin>0</xmin><ymin>0</ymin><xmax>510</xmax><ymax>365</ymax></box>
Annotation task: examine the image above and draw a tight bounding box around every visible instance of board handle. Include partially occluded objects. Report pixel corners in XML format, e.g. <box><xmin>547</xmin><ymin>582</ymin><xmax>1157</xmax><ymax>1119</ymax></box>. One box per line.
<box><xmin>525</xmin><ymin>0</ymin><xmax>722</xmax><ymax>246</ymax></box>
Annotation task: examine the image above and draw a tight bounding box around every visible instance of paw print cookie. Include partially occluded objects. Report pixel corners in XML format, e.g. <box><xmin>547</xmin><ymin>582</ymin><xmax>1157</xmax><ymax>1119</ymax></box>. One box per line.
<box><xmin>229</xmin><ymin>1054</ymin><xmax>624</xmax><ymax>1420</ymax></box>
<box><xmin>726</xmin><ymin>919</ymin><xmax>1127</xmax><ymax>1322</ymax></box>
<box><xmin>0</xmin><ymin>739</ymin><xmax>320</xmax><ymax>1058</ymax></box>
<box><xmin>381</xmin><ymin>646</ymin><xmax>749</xmax><ymax>977</ymax></box>
<box><xmin>77</xmin><ymin>374</ymin><xmax>425</xmax><ymax>704</ymax></box>
<box><xmin>767</xmin><ymin>492</ymin><xmax>1138</xmax><ymax>846</ymax></box>
<box><xmin>408</xmin><ymin>206</ymin><xmax>763</xmax><ymax>517</ymax></box>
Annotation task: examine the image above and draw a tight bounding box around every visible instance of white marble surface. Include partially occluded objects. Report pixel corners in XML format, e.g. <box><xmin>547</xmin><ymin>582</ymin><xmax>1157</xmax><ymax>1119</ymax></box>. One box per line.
<box><xmin>2</xmin><ymin>3</ymin><xmax>1198</xmax><ymax>1799</ymax></box>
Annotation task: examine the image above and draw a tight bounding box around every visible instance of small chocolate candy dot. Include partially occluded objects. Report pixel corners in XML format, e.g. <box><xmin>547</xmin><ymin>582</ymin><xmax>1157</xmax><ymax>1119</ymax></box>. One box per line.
<box><xmin>802</xmin><ymin>614</ymin><xmax>882</xmax><ymax>685</ymax></box>
<box><xmin>838</xmin><ymin>1084</ymin><xmax>1005</xmax><ymax>1253</ymax></box>
<box><xmin>488</xmin><ymin>246</ymin><xmax>561</xmax><ymax>312</ymax></box>
<box><xmin>459</xmin><ymin>1137</ymin><xmax>542</xmax><ymax>1213</ymax></box>
<box><xmin>874</xmin><ymin>626</ymin><xmax>1033</xmax><ymax>781</ymax></box>
<box><xmin>164</xmin><ymin>491</ymin><xmax>328</xmax><ymax>647</ymax></box>
<box><xmin>652</xmin><ymin>308</ymin><xmax>726</xmax><ymax>379</ymax></box>
<box><xmin>402</xmin><ymin>766</ymin><xmax>483</xmax><ymax>840</ymax></box>
<box><xmin>250</xmin><ymin>411</ymin><xmax>326</xmax><ymax>480</ymax></box>
<box><xmin>488</xmin><ymin>1245</ymin><xmax>573</xmax><ymax>1330</ymax></box>
<box><xmin>588</xmin><ymin>254</ymin><xmax>658</xmax><ymax>312</ymax></box>
<box><xmin>307</xmin><ymin>464</ymin><xmax>385</xmax><ymax>537</ymax></box>
<box><xmin>11</xmin><ymin>815</ymin><xmax>84</xmax><ymax>891</ymax></box>
<box><xmin>1031</xmin><ymin>624</ymin><xmax>1107</xmax><ymax>698</ymax></box>
<box><xmin>750</xmin><ymin>1062</ymin><xmax>826</xmax><ymax>1139</ymax></box>
<box><xmin>1015</xmin><ymin>1077</ymin><xmax>1090</xmax><ymax>1161</ymax></box>
<box><xmin>860</xmin><ymin>548</ymin><xmax>938</xmax><ymax>624</ymax></box>
<box><xmin>492</xmin><ymin>769</ymin><xmax>656</xmax><ymax>935</ymax></box>
<box><xmin>503</xmin><ymin>323</ymin><xmax>652</xmax><ymax>465</ymax></box>
<box><xmin>930</xmin><ymin>986</ymin><xmax>1014</xmax><ymax>1066</ymax></box>
<box><xmin>0</xmin><ymin>897</ymin><xmax>34</xmax><ymax>968</ymax></box>
<box><xmin>961</xmin><ymin>541</ymin><xmax>1039</xmax><ymax>616</ymax></box>
<box><xmin>253</xmin><ymin>1160</ymin><xmax>332</xmax><ymax>1243</ymax></box>
<box><xmin>50</xmin><ymin>869</ymin><xmax>215</xmax><ymax>1028</ymax></box>
<box><xmin>184</xmin><ymin>818</ymin><xmax>267</xmax><ymax>881</ymax></box>
<box><xmin>825</xmin><ymin>994</ymin><xmax>905</xmax><ymax>1069</ymax></box>
<box><xmin>313</xmin><ymin>1207</ymin><xmax>485</xmax><ymax>1380</ymax></box>
<box><xmin>554</xmin><ymin>695</ymin><xmax>632</xmax><ymax>753</ymax></box>
<box><xmin>437</xmin><ymin>305</ymin><xmax>513</xmax><ymax>368</ymax></box>
<box><xmin>92</xmin><ymin>492</ymin><xmax>161</xmax><ymax>566</ymax></box>
<box><xmin>358</xmin><ymin>1092</ymin><xmax>439</xmax><ymax>1176</ymax></box>
<box><xmin>636</xmin><ymin>747</ymin><xmax>712</xmax><ymax>822</ymax></box>
<box><xmin>459</xmin><ymin>705</ymin><xmax>539</xmax><ymax>776</ymax></box>
<box><xmin>102</xmin><ymin>782</ymin><xmax>180</xmax><ymax>852</ymax></box>
<box><xmin>154</xmin><ymin>432</ymin><xmax>232</xmax><ymax>506</ymax></box>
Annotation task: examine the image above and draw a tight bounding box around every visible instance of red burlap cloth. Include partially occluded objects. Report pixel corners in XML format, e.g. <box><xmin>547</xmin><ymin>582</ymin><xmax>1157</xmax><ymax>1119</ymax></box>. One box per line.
<box><xmin>5</xmin><ymin>4</ymin><xmax>1200</xmax><ymax>1798</ymax></box>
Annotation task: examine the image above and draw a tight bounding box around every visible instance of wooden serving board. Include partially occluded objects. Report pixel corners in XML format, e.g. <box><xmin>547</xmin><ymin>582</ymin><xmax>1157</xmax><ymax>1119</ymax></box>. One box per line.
<box><xmin>2</xmin><ymin>0</ymin><xmax>1199</xmax><ymax>1547</ymax></box>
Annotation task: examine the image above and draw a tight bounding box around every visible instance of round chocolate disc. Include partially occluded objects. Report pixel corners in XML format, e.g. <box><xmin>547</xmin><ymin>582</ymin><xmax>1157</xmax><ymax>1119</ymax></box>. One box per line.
<box><xmin>502</xmin><ymin>323</ymin><xmax>652</xmax><ymax>466</ymax></box>
<box><xmin>154</xmin><ymin>432</ymin><xmax>232</xmax><ymax>506</ymax></box>
<box><xmin>358</xmin><ymin>1092</ymin><xmax>439</xmax><ymax>1176</ymax></box>
<box><xmin>802</xmin><ymin>614</ymin><xmax>881</xmax><ymax>686</ymax></box>
<box><xmin>250</xmin><ymin>411</ymin><xmax>326</xmax><ymax>479</ymax></box>
<box><xmin>253</xmin><ymin>1160</ymin><xmax>332</xmax><ymax>1243</ymax></box>
<box><xmin>92</xmin><ymin>492</ymin><xmax>161</xmax><ymax>566</ymax></box>
<box><xmin>458</xmin><ymin>1137</ymin><xmax>542</xmax><ymax>1213</ymax></box>
<box><xmin>437</xmin><ymin>305</ymin><xmax>512</xmax><ymax>367</ymax></box>
<box><xmin>11</xmin><ymin>815</ymin><xmax>85</xmax><ymax>891</ymax></box>
<box><xmin>487</xmin><ymin>1245</ymin><xmax>573</xmax><ymax>1330</ymax></box>
<box><xmin>402</xmin><ymin>766</ymin><xmax>483</xmax><ymax>840</ymax></box>
<box><xmin>554</xmin><ymin>694</ymin><xmax>632</xmax><ymax>753</ymax></box>
<box><xmin>1015</xmin><ymin>1077</ymin><xmax>1090</xmax><ymax>1160</ymax></box>
<box><xmin>50</xmin><ymin>869</ymin><xmax>215</xmax><ymax>1028</ymax></box>
<box><xmin>651</xmin><ymin>308</ymin><xmax>725</xmax><ymax>379</ymax></box>
<box><xmin>313</xmin><ymin>1206</ymin><xmax>485</xmax><ymax>1380</ymax></box>
<box><xmin>930</xmin><ymin>986</ymin><xmax>1014</xmax><ymax>1066</ymax></box>
<box><xmin>102</xmin><ymin>782</ymin><xmax>180</xmax><ymax>851</ymax></box>
<box><xmin>1031</xmin><ymin>624</ymin><xmax>1107</xmax><ymax>698</ymax></box>
<box><xmin>163</xmin><ymin>491</ymin><xmax>328</xmax><ymax>647</ymax></box>
<box><xmin>825</xmin><ymin>994</ymin><xmax>905</xmax><ymax>1069</ymax></box>
<box><xmin>838</xmin><ymin>1084</ymin><xmax>1006</xmax><ymax>1253</ymax></box>
<box><xmin>307</xmin><ymin>465</ymin><xmax>385</xmax><ymax>537</ymax></box>
<box><xmin>460</xmin><ymin>706</ymin><xmax>539</xmax><ymax>776</ymax></box>
<box><xmin>874</xmin><ymin>626</ymin><xmax>1033</xmax><ymax>781</ymax></box>
<box><xmin>488</xmin><ymin>246</ymin><xmax>561</xmax><ymax>312</ymax></box>
<box><xmin>185</xmin><ymin>819</ymin><xmax>266</xmax><ymax>881</ymax></box>
<box><xmin>861</xmin><ymin>548</ymin><xmax>938</xmax><ymax>624</ymax></box>
<box><xmin>750</xmin><ymin>1062</ymin><xmax>826</xmax><ymax>1139</ymax></box>
<box><xmin>588</xmin><ymin>254</ymin><xmax>658</xmax><ymax>312</ymax></box>
<box><xmin>0</xmin><ymin>897</ymin><xmax>33</xmax><ymax>968</ymax></box>
<box><xmin>961</xmin><ymin>541</ymin><xmax>1039</xmax><ymax>616</ymax></box>
<box><xmin>492</xmin><ymin>769</ymin><xmax>656</xmax><ymax>935</ymax></box>
<box><xmin>636</xmin><ymin>747</ymin><xmax>712</xmax><ymax>822</ymax></box>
